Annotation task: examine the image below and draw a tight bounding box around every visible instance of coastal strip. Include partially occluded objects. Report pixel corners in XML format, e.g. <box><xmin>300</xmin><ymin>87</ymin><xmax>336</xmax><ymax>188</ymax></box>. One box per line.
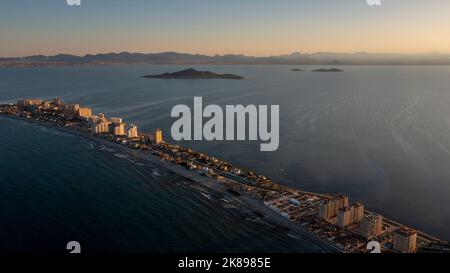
<box><xmin>0</xmin><ymin>98</ymin><xmax>445</xmax><ymax>253</ymax></box>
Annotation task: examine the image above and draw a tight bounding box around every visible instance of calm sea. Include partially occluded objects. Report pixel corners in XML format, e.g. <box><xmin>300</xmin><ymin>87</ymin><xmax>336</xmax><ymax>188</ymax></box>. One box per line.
<box><xmin>1</xmin><ymin>65</ymin><xmax>450</xmax><ymax>252</ymax></box>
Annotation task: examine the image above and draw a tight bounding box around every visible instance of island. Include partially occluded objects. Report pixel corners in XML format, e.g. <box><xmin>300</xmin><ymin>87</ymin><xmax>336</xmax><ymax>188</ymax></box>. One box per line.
<box><xmin>143</xmin><ymin>68</ymin><xmax>244</xmax><ymax>80</ymax></box>
<box><xmin>291</xmin><ymin>68</ymin><xmax>303</xmax><ymax>72</ymax></box>
<box><xmin>312</xmin><ymin>68</ymin><xmax>343</xmax><ymax>72</ymax></box>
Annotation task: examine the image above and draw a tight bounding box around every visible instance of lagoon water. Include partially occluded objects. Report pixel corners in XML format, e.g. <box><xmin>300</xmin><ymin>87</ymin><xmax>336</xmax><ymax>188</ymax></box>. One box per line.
<box><xmin>1</xmin><ymin>65</ymin><xmax>450</xmax><ymax>251</ymax></box>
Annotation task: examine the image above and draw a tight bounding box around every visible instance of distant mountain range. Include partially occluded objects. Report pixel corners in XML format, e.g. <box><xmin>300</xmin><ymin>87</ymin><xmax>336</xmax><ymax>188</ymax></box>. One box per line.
<box><xmin>2</xmin><ymin>51</ymin><xmax>450</xmax><ymax>67</ymax></box>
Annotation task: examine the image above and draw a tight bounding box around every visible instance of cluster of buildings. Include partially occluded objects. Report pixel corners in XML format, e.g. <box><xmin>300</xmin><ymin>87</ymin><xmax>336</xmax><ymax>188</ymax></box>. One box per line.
<box><xmin>15</xmin><ymin>98</ymin><xmax>165</xmax><ymax>145</ymax></box>
<box><xmin>337</xmin><ymin>203</ymin><xmax>364</xmax><ymax>228</ymax></box>
<box><xmin>63</xmin><ymin>103</ymin><xmax>92</xmax><ymax>119</ymax></box>
<box><xmin>17</xmin><ymin>98</ymin><xmax>89</xmax><ymax>118</ymax></box>
<box><xmin>264</xmin><ymin>192</ymin><xmax>321</xmax><ymax>221</ymax></box>
<box><xmin>17</xmin><ymin>98</ymin><xmax>44</xmax><ymax>108</ymax></box>
<box><xmin>17</xmin><ymin>98</ymin><xmax>141</xmax><ymax>139</ymax></box>
<box><xmin>17</xmin><ymin>98</ymin><xmax>91</xmax><ymax>120</ymax></box>
<box><xmin>319</xmin><ymin>196</ymin><xmax>368</xmax><ymax>232</ymax></box>
<box><xmin>317</xmin><ymin>194</ymin><xmax>420</xmax><ymax>253</ymax></box>
<box><xmin>89</xmin><ymin>114</ymin><xmax>139</xmax><ymax>139</ymax></box>
<box><xmin>319</xmin><ymin>195</ymin><xmax>355</xmax><ymax>226</ymax></box>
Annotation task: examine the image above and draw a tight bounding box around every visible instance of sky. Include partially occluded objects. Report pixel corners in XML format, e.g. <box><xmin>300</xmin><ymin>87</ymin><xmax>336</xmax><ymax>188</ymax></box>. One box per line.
<box><xmin>1</xmin><ymin>0</ymin><xmax>450</xmax><ymax>57</ymax></box>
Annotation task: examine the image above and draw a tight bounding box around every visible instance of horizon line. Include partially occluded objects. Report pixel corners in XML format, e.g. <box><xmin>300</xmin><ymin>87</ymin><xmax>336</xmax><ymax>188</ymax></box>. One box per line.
<box><xmin>2</xmin><ymin>50</ymin><xmax>450</xmax><ymax>59</ymax></box>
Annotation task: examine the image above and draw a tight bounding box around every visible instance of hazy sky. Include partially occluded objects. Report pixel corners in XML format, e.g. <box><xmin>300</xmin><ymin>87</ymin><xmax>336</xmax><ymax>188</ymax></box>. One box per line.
<box><xmin>1</xmin><ymin>0</ymin><xmax>450</xmax><ymax>57</ymax></box>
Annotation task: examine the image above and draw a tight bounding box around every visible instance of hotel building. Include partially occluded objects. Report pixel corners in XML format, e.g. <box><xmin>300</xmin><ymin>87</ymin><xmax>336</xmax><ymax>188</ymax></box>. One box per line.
<box><xmin>64</xmin><ymin>104</ymin><xmax>80</xmax><ymax>115</ymax></box>
<box><xmin>17</xmin><ymin>99</ymin><xmax>43</xmax><ymax>108</ymax></box>
<box><xmin>111</xmin><ymin>122</ymin><xmax>126</xmax><ymax>136</ymax></box>
<box><xmin>127</xmin><ymin>124</ymin><xmax>138</xmax><ymax>139</ymax></box>
<box><xmin>393</xmin><ymin>228</ymin><xmax>417</xmax><ymax>253</ymax></box>
<box><xmin>319</xmin><ymin>195</ymin><xmax>349</xmax><ymax>223</ymax></box>
<box><xmin>90</xmin><ymin>113</ymin><xmax>111</xmax><ymax>134</ymax></box>
<box><xmin>63</xmin><ymin>103</ymin><xmax>92</xmax><ymax>119</ymax></box>
<box><xmin>155</xmin><ymin>128</ymin><xmax>163</xmax><ymax>145</ymax></box>
<box><xmin>360</xmin><ymin>214</ymin><xmax>383</xmax><ymax>239</ymax></box>
<box><xmin>94</xmin><ymin>122</ymin><xmax>110</xmax><ymax>134</ymax></box>
<box><xmin>337</xmin><ymin>203</ymin><xmax>364</xmax><ymax>228</ymax></box>
<box><xmin>78</xmin><ymin>107</ymin><xmax>92</xmax><ymax>119</ymax></box>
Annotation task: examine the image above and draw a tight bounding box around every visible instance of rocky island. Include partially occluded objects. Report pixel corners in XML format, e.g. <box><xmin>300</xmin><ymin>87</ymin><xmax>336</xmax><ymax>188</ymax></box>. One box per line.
<box><xmin>143</xmin><ymin>68</ymin><xmax>244</xmax><ymax>80</ymax></box>
<box><xmin>291</xmin><ymin>68</ymin><xmax>303</xmax><ymax>72</ymax></box>
<box><xmin>312</xmin><ymin>68</ymin><xmax>343</xmax><ymax>72</ymax></box>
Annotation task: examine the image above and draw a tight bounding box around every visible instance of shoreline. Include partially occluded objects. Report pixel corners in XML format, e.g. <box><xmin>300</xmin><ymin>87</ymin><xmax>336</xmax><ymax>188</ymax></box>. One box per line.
<box><xmin>0</xmin><ymin>102</ymin><xmax>443</xmax><ymax>253</ymax></box>
<box><xmin>1</xmin><ymin>114</ymin><xmax>342</xmax><ymax>253</ymax></box>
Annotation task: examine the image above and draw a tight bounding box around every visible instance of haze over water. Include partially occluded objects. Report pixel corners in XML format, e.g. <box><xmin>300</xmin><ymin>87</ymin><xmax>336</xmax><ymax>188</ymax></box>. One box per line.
<box><xmin>1</xmin><ymin>65</ymin><xmax>450</xmax><ymax>251</ymax></box>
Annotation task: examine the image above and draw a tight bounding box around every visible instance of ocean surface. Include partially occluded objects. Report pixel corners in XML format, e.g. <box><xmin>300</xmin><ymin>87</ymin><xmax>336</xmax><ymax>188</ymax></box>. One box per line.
<box><xmin>1</xmin><ymin>65</ymin><xmax>450</xmax><ymax>252</ymax></box>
